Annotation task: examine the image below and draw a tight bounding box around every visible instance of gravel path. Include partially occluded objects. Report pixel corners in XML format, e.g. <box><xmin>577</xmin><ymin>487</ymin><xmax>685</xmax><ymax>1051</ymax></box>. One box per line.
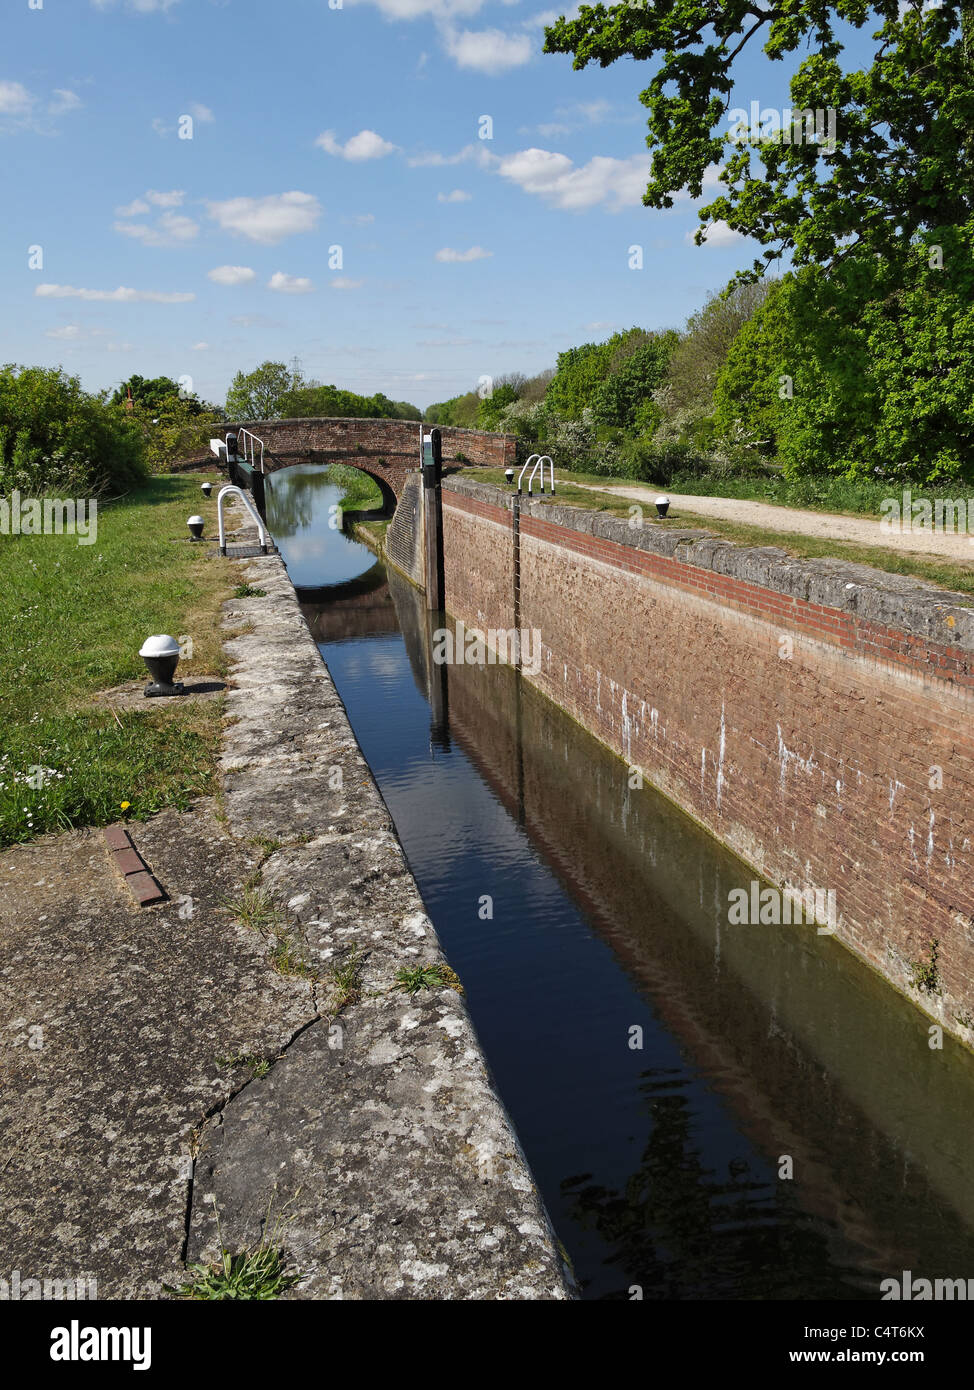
<box><xmin>572</xmin><ymin>483</ymin><xmax>974</xmax><ymax>565</ymax></box>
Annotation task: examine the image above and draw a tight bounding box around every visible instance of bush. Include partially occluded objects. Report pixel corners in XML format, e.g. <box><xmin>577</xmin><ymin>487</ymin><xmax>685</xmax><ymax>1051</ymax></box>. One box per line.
<box><xmin>0</xmin><ymin>364</ymin><xmax>147</xmax><ymax>496</ymax></box>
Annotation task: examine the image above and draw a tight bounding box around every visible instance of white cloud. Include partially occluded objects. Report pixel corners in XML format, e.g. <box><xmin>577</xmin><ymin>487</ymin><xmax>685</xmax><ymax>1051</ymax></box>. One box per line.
<box><xmin>192</xmin><ymin>341</ymin><xmax>209</xmax><ymax>351</ymax></box>
<box><xmin>435</xmin><ymin>246</ymin><xmax>493</xmax><ymax>262</ymax></box>
<box><xmin>35</xmin><ymin>283</ymin><xmax>194</xmax><ymax>303</ymax></box>
<box><xmin>0</xmin><ymin>81</ymin><xmax>33</xmax><ymax>115</ymax></box>
<box><xmin>114</xmin><ymin>211</ymin><xmax>199</xmax><ymax>246</ymax></box>
<box><xmin>495</xmin><ymin>147</ymin><xmax>651</xmax><ymax>211</ymax></box>
<box><xmin>45</xmin><ymin>325</ymin><xmax>82</xmax><ymax>340</ymax></box>
<box><xmin>268</xmin><ymin>271</ymin><xmax>315</xmax><ymax>294</ymax></box>
<box><xmin>350</xmin><ymin>212</ymin><xmax>375</xmax><ymax>225</ymax></box>
<box><xmin>687</xmin><ymin>220</ymin><xmax>745</xmax><ymax>247</ymax></box>
<box><xmin>330</xmin><ymin>277</ymin><xmax>365</xmax><ymax>290</ymax></box>
<box><xmin>146</xmin><ymin>189</ymin><xmax>185</xmax><ymax>207</ymax></box>
<box><xmin>116</xmin><ymin>198</ymin><xmax>150</xmax><ymax>217</ymax></box>
<box><xmin>442</xmin><ymin>27</ymin><xmax>534</xmax><ymax>73</ymax></box>
<box><xmin>49</xmin><ymin>90</ymin><xmax>82</xmax><ymax>116</ymax></box>
<box><xmin>206</xmin><ymin>191</ymin><xmax>321</xmax><ymax>244</ymax></box>
<box><xmin>91</xmin><ymin>0</ymin><xmax>182</xmax><ymax>10</ymax></box>
<box><xmin>208</xmin><ymin>265</ymin><xmax>257</xmax><ymax>286</ymax></box>
<box><xmin>188</xmin><ymin>101</ymin><xmax>214</xmax><ymax>123</ymax></box>
<box><xmin>344</xmin><ymin>0</ymin><xmax>484</xmax><ymax>18</ymax></box>
<box><xmin>315</xmin><ymin>129</ymin><xmax>399</xmax><ymax>161</ymax></box>
<box><xmin>407</xmin><ymin>143</ymin><xmax>495</xmax><ymax>168</ymax></box>
<box><xmin>438</xmin><ymin>189</ymin><xmax>472</xmax><ymax>203</ymax></box>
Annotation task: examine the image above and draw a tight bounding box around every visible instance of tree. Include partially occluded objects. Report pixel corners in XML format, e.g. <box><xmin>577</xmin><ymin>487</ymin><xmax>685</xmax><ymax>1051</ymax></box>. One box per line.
<box><xmin>662</xmin><ymin>280</ymin><xmax>773</xmax><ymax>420</ymax></box>
<box><xmin>424</xmin><ymin>391</ymin><xmax>480</xmax><ymax>427</ymax></box>
<box><xmin>712</xmin><ymin>223</ymin><xmax>974</xmax><ymax>482</ymax></box>
<box><xmin>545</xmin><ymin>1</ymin><xmax>974</xmax><ymax>278</ymax></box>
<box><xmin>111</xmin><ymin>374</ymin><xmax>206</xmax><ymax>416</ymax></box>
<box><xmin>591</xmin><ymin>335</ymin><xmax>677</xmax><ymax>430</ymax></box>
<box><xmin>225</xmin><ymin>360</ymin><xmax>306</xmax><ymax>419</ymax></box>
<box><xmin>478</xmin><ymin>382</ymin><xmax>520</xmax><ymax>430</ymax></box>
<box><xmin>279</xmin><ymin>383</ymin><xmax>422</xmax><ymax>420</ymax></box>
<box><xmin>545</xmin><ymin>341</ymin><xmax>612</xmax><ymax>417</ymax></box>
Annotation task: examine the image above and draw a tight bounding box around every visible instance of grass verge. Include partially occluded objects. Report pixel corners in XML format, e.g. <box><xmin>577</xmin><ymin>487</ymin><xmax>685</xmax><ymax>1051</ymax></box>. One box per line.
<box><xmin>0</xmin><ymin>474</ymin><xmax>236</xmax><ymax>846</ymax></box>
<box><xmin>457</xmin><ymin>469</ymin><xmax>974</xmax><ymax>598</ymax></box>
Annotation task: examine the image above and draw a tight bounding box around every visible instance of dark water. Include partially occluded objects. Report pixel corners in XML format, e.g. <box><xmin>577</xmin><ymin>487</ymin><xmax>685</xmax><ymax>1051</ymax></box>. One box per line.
<box><xmin>267</xmin><ymin>467</ymin><xmax>974</xmax><ymax>1301</ymax></box>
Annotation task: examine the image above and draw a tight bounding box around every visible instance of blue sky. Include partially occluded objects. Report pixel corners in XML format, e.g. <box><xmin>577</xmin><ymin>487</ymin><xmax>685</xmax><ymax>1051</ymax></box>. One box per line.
<box><xmin>2</xmin><ymin>0</ymin><xmax>877</xmax><ymax>410</ymax></box>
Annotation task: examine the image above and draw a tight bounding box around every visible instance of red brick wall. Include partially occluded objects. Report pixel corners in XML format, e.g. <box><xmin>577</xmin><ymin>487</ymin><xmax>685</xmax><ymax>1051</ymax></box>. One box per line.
<box><xmin>441</xmin><ymin>478</ymin><xmax>974</xmax><ymax>1042</ymax></box>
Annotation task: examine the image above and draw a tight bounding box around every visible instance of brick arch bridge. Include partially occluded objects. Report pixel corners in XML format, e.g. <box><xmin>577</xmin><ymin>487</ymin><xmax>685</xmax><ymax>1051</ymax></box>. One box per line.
<box><xmin>222</xmin><ymin>416</ymin><xmax>517</xmax><ymax>513</ymax></box>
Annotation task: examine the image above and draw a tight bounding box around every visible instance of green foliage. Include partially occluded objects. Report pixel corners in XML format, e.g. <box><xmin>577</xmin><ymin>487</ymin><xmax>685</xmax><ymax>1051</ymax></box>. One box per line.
<box><xmin>225</xmin><ymin>360</ymin><xmax>306</xmax><ymax>419</ymax></box>
<box><xmin>227</xmin><ymin>361</ymin><xmax>421</xmax><ymax>423</ymax></box>
<box><xmin>713</xmin><ymin>224</ymin><xmax>974</xmax><ymax>483</ymax></box>
<box><xmin>545</xmin><ymin>340</ymin><xmax>612</xmax><ymax>417</ymax></box>
<box><xmin>662</xmin><ymin>281</ymin><xmax>773</xmax><ymax>422</ymax></box>
<box><xmin>280</xmin><ymin>384</ymin><xmax>420</xmax><ymax>420</ymax></box>
<box><xmin>111</xmin><ymin>374</ymin><xmax>208</xmax><ymax>416</ymax></box>
<box><xmin>591</xmin><ymin>336</ymin><xmax>675</xmax><ymax>429</ymax></box>
<box><xmin>424</xmin><ymin>390</ymin><xmax>481</xmax><ymax>427</ymax></box>
<box><xmin>129</xmin><ymin>398</ymin><xmax>222</xmax><ymax>474</ymax></box>
<box><xmin>169</xmin><ymin>1244</ymin><xmax>299</xmax><ymax>1300</ymax></box>
<box><xmin>545</xmin><ymin>2</ymin><xmax>974</xmax><ymax>280</ymax></box>
<box><xmin>477</xmin><ymin>382</ymin><xmax>519</xmax><ymax>430</ymax></box>
<box><xmin>0</xmin><ymin>364</ymin><xmax>147</xmax><ymax>496</ymax></box>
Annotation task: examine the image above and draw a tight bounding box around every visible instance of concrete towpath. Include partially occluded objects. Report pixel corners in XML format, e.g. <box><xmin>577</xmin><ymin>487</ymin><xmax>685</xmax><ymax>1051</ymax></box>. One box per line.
<box><xmin>571</xmin><ymin>482</ymin><xmax>974</xmax><ymax>565</ymax></box>
<box><xmin>0</xmin><ymin>530</ymin><xmax>573</xmax><ymax>1300</ymax></box>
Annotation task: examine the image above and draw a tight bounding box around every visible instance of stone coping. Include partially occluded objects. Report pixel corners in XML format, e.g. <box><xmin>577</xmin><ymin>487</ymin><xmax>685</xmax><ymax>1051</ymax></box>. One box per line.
<box><xmin>444</xmin><ymin>474</ymin><xmax>974</xmax><ymax>651</ymax></box>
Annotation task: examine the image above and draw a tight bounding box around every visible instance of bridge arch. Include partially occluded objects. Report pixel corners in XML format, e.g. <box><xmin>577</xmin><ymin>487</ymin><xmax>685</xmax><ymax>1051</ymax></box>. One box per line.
<box><xmin>221</xmin><ymin>416</ymin><xmax>517</xmax><ymax>508</ymax></box>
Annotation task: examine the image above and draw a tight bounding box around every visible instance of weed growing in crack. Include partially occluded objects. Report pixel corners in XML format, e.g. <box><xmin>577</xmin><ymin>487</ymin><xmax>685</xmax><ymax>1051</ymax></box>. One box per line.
<box><xmin>268</xmin><ymin>928</ymin><xmax>317</xmax><ymax>981</ymax></box>
<box><xmin>166</xmin><ymin>1201</ymin><xmax>300</xmax><ymax>1301</ymax></box>
<box><xmin>223</xmin><ymin>884</ymin><xmax>285</xmax><ymax>933</ymax></box>
<box><xmin>393</xmin><ymin>962</ymin><xmax>463</xmax><ymax>995</ymax></box>
<box><xmin>910</xmin><ymin>938</ymin><xmax>941</xmax><ymax>995</ymax></box>
<box><xmin>216</xmin><ymin>1053</ymin><xmax>271</xmax><ymax>1080</ymax></box>
<box><xmin>329</xmin><ymin>945</ymin><xmax>365</xmax><ymax>1010</ymax></box>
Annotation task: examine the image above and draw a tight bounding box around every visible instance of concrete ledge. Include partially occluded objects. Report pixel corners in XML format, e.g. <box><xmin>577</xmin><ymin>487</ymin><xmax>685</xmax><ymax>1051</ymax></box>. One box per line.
<box><xmin>197</xmin><ymin>553</ymin><xmax>574</xmax><ymax>1299</ymax></box>
<box><xmin>443</xmin><ymin>475</ymin><xmax>974</xmax><ymax>651</ymax></box>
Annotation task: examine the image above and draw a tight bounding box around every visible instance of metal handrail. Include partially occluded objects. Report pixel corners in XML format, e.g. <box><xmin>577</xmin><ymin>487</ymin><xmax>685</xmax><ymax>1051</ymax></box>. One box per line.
<box><xmin>517</xmin><ymin>453</ymin><xmax>555</xmax><ymax>496</ymax></box>
<box><xmin>517</xmin><ymin>454</ymin><xmax>540</xmax><ymax>494</ymax></box>
<box><xmin>216</xmin><ymin>484</ymin><xmax>271</xmax><ymax>555</ymax></box>
<box><xmin>229</xmin><ymin>428</ymin><xmax>265</xmax><ymax>474</ymax></box>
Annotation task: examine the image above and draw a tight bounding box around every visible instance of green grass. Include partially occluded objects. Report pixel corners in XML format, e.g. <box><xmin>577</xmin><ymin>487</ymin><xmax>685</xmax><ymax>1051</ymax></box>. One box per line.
<box><xmin>326</xmin><ymin>464</ymin><xmax>384</xmax><ymax>511</ymax></box>
<box><xmin>0</xmin><ymin>475</ymin><xmax>237</xmax><ymax>846</ymax></box>
<box><xmin>393</xmin><ymin>962</ymin><xmax>463</xmax><ymax>995</ymax></box>
<box><xmin>329</xmin><ymin>945</ymin><xmax>364</xmax><ymax>1009</ymax></box>
<box><xmin>459</xmin><ymin>468</ymin><xmax>974</xmax><ymax>597</ymax></box>
<box><xmin>168</xmin><ymin>1242</ymin><xmax>299</xmax><ymax>1300</ymax></box>
<box><xmin>217</xmin><ymin>1053</ymin><xmax>272</xmax><ymax>1080</ymax></box>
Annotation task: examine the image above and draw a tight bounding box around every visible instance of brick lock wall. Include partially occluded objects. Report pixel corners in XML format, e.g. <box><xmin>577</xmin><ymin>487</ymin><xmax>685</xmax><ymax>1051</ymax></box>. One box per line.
<box><xmin>440</xmin><ymin>476</ymin><xmax>974</xmax><ymax>1042</ymax></box>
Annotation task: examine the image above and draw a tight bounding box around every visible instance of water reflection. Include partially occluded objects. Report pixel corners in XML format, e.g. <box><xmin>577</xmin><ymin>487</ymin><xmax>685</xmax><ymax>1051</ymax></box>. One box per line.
<box><xmin>264</xmin><ymin>465</ymin><xmax>376</xmax><ymax>590</ymax></box>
